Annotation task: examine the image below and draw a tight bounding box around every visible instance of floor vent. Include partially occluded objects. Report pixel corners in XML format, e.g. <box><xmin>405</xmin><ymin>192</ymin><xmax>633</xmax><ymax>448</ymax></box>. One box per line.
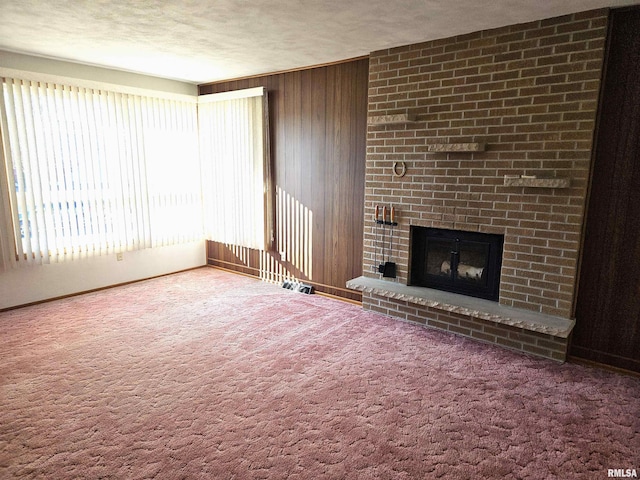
<box><xmin>282</xmin><ymin>280</ymin><xmax>314</xmax><ymax>294</ymax></box>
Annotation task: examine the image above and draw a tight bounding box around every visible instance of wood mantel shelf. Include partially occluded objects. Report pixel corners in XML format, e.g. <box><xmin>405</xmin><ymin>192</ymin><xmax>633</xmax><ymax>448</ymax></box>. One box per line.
<box><xmin>426</xmin><ymin>143</ymin><xmax>486</xmax><ymax>152</ymax></box>
<box><xmin>367</xmin><ymin>113</ymin><xmax>417</xmax><ymax>125</ymax></box>
<box><xmin>346</xmin><ymin>276</ymin><xmax>575</xmax><ymax>338</ymax></box>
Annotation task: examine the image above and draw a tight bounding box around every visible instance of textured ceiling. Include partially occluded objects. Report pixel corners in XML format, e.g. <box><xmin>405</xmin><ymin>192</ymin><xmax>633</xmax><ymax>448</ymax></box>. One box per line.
<box><xmin>0</xmin><ymin>0</ymin><xmax>637</xmax><ymax>85</ymax></box>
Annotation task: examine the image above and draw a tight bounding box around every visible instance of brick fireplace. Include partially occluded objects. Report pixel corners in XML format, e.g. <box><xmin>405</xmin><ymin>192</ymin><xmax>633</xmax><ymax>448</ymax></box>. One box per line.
<box><xmin>347</xmin><ymin>9</ymin><xmax>608</xmax><ymax>361</ymax></box>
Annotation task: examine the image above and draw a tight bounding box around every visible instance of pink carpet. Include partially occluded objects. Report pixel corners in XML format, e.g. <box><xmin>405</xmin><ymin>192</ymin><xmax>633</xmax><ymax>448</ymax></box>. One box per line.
<box><xmin>1</xmin><ymin>267</ymin><xmax>639</xmax><ymax>479</ymax></box>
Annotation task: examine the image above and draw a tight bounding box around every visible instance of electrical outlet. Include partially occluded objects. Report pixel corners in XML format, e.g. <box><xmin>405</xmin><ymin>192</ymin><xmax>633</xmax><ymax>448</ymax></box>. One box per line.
<box><xmin>116</xmin><ymin>252</ymin><xmax>124</xmax><ymax>261</ymax></box>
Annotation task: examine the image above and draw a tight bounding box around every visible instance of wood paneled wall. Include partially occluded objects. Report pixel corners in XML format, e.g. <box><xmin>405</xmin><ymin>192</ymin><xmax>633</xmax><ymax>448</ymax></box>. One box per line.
<box><xmin>199</xmin><ymin>58</ymin><xmax>368</xmax><ymax>301</ymax></box>
<box><xmin>570</xmin><ymin>6</ymin><xmax>640</xmax><ymax>372</ymax></box>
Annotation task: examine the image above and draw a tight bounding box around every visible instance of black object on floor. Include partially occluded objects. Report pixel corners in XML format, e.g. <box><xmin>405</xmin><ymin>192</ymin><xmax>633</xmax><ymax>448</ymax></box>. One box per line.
<box><xmin>282</xmin><ymin>280</ymin><xmax>314</xmax><ymax>294</ymax></box>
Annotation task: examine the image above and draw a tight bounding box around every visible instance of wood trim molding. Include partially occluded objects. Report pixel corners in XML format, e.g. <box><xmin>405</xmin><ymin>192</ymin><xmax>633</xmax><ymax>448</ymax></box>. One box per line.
<box><xmin>207</xmin><ymin>258</ymin><xmax>359</xmax><ymax>297</ymax></box>
<box><xmin>198</xmin><ymin>55</ymin><xmax>369</xmax><ymax>89</ymax></box>
<box><xmin>0</xmin><ymin>266</ymin><xmax>204</xmax><ymax>312</ymax></box>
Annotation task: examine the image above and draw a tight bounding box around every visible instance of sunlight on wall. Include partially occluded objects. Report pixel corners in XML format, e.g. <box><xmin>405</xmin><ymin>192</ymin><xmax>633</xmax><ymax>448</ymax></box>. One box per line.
<box><xmin>220</xmin><ymin>186</ymin><xmax>313</xmax><ymax>286</ymax></box>
<box><xmin>224</xmin><ymin>243</ymin><xmax>250</xmax><ymax>266</ymax></box>
<box><xmin>274</xmin><ymin>186</ymin><xmax>312</xmax><ymax>280</ymax></box>
<box><xmin>259</xmin><ymin>186</ymin><xmax>312</xmax><ymax>284</ymax></box>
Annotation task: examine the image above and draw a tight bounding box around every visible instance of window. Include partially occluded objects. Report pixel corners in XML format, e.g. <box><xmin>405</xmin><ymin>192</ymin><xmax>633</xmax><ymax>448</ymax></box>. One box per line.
<box><xmin>0</xmin><ymin>77</ymin><xmax>201</xmax><ymax>269</ymax></box>
<box><xmin>198</xmin><ymin>87</ymin><xmax>272</xmax><ymax>251</ymax></box>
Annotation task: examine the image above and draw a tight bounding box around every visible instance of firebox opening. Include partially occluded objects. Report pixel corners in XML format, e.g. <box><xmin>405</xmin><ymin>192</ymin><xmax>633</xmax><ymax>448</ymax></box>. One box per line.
<box><xmin>409</xmin><ymin>226</ymin><xmax>504</xmax><ymax>301</ymax></box>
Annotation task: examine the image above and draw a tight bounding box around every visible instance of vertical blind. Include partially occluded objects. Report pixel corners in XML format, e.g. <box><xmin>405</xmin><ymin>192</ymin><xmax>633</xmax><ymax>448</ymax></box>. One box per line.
<box><xmin>0</xmin><ymin>77</ymin><xmax>201</xmax><ymax>269</ymax></box>
<box><xmin>199</xmin><ymin>87</ymin><xmax>272</xmax><ymax>251</ymax></box>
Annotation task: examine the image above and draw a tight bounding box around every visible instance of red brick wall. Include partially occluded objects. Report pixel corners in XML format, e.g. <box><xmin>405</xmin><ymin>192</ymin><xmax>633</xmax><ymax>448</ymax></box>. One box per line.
<box><xmin>364</xmin><ymin>9</ymin><xmax>608</xmax><ymax>318</ymax></box>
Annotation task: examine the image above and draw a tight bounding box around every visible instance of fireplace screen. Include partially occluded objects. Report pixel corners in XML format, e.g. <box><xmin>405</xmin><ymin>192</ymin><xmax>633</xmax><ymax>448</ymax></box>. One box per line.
<box><xmin>409</xmin><ymin>227</ymin><xmax>503</xmax><ymax>301</ymax></box>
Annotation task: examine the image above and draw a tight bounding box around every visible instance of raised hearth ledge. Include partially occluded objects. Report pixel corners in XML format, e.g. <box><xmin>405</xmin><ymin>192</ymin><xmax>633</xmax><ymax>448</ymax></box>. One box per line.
<box><xmin>346</xmin><ymin>276</ymin><xmax>575</xmax><ymax>338</ymax></box>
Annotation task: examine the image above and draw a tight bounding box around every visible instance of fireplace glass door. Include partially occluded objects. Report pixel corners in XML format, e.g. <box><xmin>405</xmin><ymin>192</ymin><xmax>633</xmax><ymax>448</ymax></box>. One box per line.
<box><xmin>409</xmin><ymin>227</ymin><xmax>503</xmax><ymax>301</ymax></box>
